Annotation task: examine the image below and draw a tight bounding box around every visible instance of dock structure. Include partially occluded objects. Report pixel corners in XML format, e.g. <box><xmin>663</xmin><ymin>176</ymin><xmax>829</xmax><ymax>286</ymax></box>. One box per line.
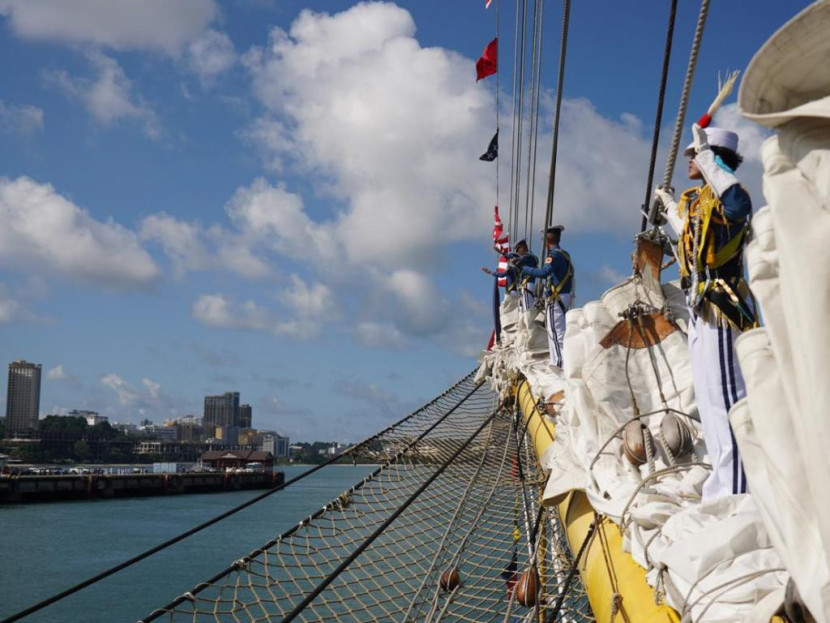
<box><xmin>0</xmin><ymin>470</ymin><xmax>284</xmax><ymax>504</ymax></box>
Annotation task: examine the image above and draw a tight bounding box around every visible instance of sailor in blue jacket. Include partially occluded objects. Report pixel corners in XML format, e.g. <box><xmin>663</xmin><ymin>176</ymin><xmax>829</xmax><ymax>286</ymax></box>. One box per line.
<box><xmin>520</xmin><ymin>226</ymin><xmax>574</xmax><ymax>367</ymax></box>
<box><xmin>481</xmin><ymin>239</ymin><xmax>538</xmax><ymax>312</ymax></box>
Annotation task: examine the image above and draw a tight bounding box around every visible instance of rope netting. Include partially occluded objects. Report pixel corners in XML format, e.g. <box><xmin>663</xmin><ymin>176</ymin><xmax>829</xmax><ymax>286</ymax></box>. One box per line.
<box><xmin>140</xmin><ymin>372</ymin><xmax>592</xmax><ymax>622</ymax></box>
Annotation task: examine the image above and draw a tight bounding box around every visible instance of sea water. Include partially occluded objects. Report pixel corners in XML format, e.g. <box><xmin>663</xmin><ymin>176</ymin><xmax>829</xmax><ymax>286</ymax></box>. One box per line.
<box><xmin>0</xmin><ymin>465</ymin><xmax>376</xmax><ymax>623</ymax></box>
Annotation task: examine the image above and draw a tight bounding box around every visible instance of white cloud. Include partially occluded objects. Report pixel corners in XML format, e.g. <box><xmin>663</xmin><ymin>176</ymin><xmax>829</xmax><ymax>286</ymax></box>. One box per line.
<box><xmin>139</xmin><ymin>212</ymin><xmax>271</xmax><ymax>279</ymax></box>
<box><xmin>0</xmin><ymin>100</ymin><xmax>44</xmax><ymax>136</ymax></box>
<box><xmin>386</xmin><ymin>270</ymin><xmax>447</xmax><ymax>336</ymax></box>
<box><xmin>0</xmin><ymin>176</ymin><xmax>160</xmax><ymax>288</ymax></box>
<box><xmin>46</xmin><ymin>364</ymin><xmax>68</xmax><ymax>380</ymax></box>
<box><xmin>0</xmin><ymin>0</ymin><xmax>219</xmax><ymax>54</ymax></box>
<box><xmin>192</xmin><ymin>293</ymin><xmax>274</xmax><ymax>331</ymax></box>
<box><xmin>186</xmin><ymin>29</ymin><xmax>236</xmax><ymax>83</ymax></box>
<box><xmin>139</xmin><ymin>213</ymin><xmax>211</xmax><ymax>277</ymax></box>
<box><xmin>192</xmin><ymin>276</ymin><xmax>334</xmax><ymax>339</ymax></box>
<box><xmin>280</xmin><ymin>275</ymin><xmax>334</xmax><ymax>320</ymax></box>
<box><xmin>43</xmin><ymin>51</ymin><xmax>159</xmax><ymax>137</ymax></box>
<box><xmin>355</xmin><ymin>322</ymin><xmax>406</xmax><ymax>349</ymax></box>
<box><xmin>224</xmin><ymin>178</ymin><xmax>338</xmax><ymax>266</ymax></box>
<box><xmin>244</xmin><ymin>3</ymin><xmax>496</xmax><ymax>271</ymax></box>
<box><xmin>101</xmin><ymin>373</ymin><xmax>140</xmax><ymax>406</ymax></box>
<box><xmin>142</xmin><ymin>378</ymin><xmax>161</xmax><ymax>399</ymax></box>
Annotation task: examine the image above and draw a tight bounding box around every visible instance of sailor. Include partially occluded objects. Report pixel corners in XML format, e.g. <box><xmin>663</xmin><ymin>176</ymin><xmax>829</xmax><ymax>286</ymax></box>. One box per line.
<box><xmin>654</xmin><ymin>124</ymin><xmax>758</xmax><ymax>501</ymax></box>
<box><xmin>481</xmin><ymin>239</ymin><xmax>539</xmax><ymax>312</ymax></box>
<box><xmin>519</xmin><ymin>226</ymin><xmax>574</xmax><ymax>368</ymax></box>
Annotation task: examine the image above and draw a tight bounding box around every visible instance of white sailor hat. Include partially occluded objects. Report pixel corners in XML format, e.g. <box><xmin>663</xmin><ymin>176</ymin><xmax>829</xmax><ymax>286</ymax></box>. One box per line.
<box><xmin>683</xmin><ymin>127</ymin><xmax>739</xmax><ymax>157</ymax></box>
<box><xmin>738</xmin><ymin>1</ymin><xmax>830</xmax><ymax>128</ymax></box>
<box><xmin>545</xmin><ymin>225</ymin><xmax>565</xmax><ymax>233</ymax></box>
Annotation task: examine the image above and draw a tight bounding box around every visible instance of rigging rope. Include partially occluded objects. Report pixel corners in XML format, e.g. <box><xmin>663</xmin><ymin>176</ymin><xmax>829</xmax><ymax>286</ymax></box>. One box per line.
<box><xmin>660</xmin><ymin>0</ymin><xmax>711</xmax><ymax>191</ymax></box>
<box><xmin>639</xmin><ymin>0</ymin><xmax>679</xmax><ymax>233</ymax></box>
<box><xmin>541</xmin><ymin>0</ymin><xmax>571</xmax><ymax>248</ymax></box>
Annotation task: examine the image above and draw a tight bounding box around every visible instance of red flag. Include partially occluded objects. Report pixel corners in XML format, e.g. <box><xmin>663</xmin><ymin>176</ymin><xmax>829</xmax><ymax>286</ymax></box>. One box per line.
<box><xmin>493</xmin><ymin>206</ymin><xmax>510</xmax><ymax>287</ymax></box>
<box><xmin>485</xmin><ymin>0</ymin><xmax>494</xmax><ymax>8</ymax></box>
<box><xmin>476</xmin><ymin>37</ymin><xmax>498</xmax><ymax>81</ymax></box>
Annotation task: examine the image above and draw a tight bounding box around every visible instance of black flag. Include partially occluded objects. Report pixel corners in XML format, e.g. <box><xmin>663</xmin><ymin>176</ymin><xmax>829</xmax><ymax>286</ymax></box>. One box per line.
<box><xmin>479</xmin><ymin>130</ymin><xmax>498</xmax><ymax>161</ymax></box>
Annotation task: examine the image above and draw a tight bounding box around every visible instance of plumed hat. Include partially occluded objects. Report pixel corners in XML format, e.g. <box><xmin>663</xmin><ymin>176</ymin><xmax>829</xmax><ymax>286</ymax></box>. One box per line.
<box><xmin>683</xmin><ymin>127</ymin><xmax>739</xmax><ymax>157</ymax></box>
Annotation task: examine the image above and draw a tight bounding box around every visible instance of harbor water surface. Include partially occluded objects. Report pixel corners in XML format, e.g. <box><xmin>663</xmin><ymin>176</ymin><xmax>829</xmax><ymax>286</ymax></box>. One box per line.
<box><xmin>0</xmin><ymin>465</ymin><xmax>376</xmax><ymax>623</ymax></box>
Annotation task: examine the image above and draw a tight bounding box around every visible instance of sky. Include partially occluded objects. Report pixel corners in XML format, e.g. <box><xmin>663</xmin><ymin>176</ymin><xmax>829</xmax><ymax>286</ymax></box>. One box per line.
<box><xmin>0</xmin><ymin>0</ymin><xmax>811</xmax><ymax>443</ymax></box>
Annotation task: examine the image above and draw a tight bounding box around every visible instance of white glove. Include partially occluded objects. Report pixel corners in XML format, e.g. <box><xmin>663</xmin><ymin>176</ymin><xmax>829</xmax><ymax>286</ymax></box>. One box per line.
<box><xmin>692</xmin><ymin>123</ymin><xmax>710</xmax><ymax>154</ymax></box>
<box><xmin>653</xmin><ymin>187</ymin><xmax>676</xmax><ymax>211</ymax></box>
<box><xmin>653</xmin><ymin>186</ymin><xmax>683</xmax><ymax>235</ymax></box>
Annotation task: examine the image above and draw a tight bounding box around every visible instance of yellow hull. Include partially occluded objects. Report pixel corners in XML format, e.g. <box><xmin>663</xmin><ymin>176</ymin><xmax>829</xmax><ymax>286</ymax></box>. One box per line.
<box><xmin>517</xmin><ymin>380</ymin><xmax>680</xmax><ymax>622</ymax></box>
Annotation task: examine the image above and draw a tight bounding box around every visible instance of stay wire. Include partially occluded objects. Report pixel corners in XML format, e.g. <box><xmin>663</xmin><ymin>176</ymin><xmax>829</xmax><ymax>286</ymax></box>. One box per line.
<box><xmin>0</xmin><ymin>374</ymin><xmax>480</xmax><ymax>623</ymax></box>
<box><xmin>541</xmin><ymin>0</ymin><xmax>571</xmax><ymax>248</ymax></box>
<box><xmin>527</xmin><ymin>0</ymin><xmax>546</xmax><ymax>252</ymax></box>
<box><xmin>514</xmin><ymin>0</ymin><xmax>529</xmax><ymax>241</ymax></box>
<box><xmin>522</xmin><ymin>0</ymin><xmax>544</xmax><ymax>253</ymax></box>
<box><xmin>495</xmin><ymin>0</ymin><xmax>501</xmax><ymax>204</ymax></box>
<box><xmin>639</xmin><ymin>0</ymin><xmax>679</xmax><ymax>233</ymax></box>
<box><xmin>507</xmin><ymin>0</ymin><xmax>522</xmax><ymax>238</ymax></box>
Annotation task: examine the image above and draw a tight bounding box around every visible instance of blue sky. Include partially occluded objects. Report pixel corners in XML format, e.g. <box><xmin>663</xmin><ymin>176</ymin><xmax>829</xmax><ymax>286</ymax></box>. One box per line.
<box><xmin>0</xmin><ymin>0</ymin><xmax>808</xmax><ymax>442</ymax></box>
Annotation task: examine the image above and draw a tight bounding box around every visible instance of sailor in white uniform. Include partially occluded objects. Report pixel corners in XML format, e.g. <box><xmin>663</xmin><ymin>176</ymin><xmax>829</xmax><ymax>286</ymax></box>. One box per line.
<box><xmin>654</xmin><ymin>125</ymin><xmax>758</xmax><ymax>500</ymax></box>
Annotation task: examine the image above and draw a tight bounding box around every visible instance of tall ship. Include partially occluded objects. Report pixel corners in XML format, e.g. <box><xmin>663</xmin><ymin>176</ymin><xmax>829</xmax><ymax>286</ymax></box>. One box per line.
<box><xmin>3</xmin><ymin>1</ymin><xmax>829</xmax><ymax>622</ymax></box>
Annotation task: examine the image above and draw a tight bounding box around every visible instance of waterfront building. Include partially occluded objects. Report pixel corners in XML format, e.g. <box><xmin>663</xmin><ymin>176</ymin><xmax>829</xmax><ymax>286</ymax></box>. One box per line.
<box><xmin>239</xmin><ymin>404</ymin><xmax>252</xmax><ymax>428</ymax></box>
<box><xmin>5</xmin><ymin>360</ymin><xmax>42</xmax><ymax>438</ymax></box>
<box><xmin>199</xmin><ymin>449</ymin><xmax>273</xmax><ymax>471</ymax></box>
<box><xmin>203</xmin><ymin>392</ymin><xmax>240</xmax><ymax>428</ymax></box>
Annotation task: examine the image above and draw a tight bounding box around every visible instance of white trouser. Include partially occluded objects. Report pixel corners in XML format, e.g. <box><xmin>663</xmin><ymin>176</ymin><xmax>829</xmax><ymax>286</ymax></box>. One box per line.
<box><xmin>518</xmin><ymin>287</ymin><xmax>535</xmax><ymax>313</ymax></box>
<box><xmin>545</xmin><ymin>293</ymin><xmax>572</xmax><ymax>368</ymax></box>
<box><xmin>688</xmin><ymin>313</ymin><xmax>748</xmax><ymax>500</ymax></box>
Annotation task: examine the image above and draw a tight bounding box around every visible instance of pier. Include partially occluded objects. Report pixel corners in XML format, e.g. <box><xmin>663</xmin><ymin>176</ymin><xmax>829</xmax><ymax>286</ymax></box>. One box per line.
<box><xmin>0</xmin><ymin>471</ymin><xmax>285</xmax><ymax>504</ymax></box>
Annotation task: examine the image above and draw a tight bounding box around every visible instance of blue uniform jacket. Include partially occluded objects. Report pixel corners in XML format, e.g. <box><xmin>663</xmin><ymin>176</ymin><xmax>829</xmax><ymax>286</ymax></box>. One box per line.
<box><xmin>495</xmin><ymin>253</ymin><xmax>538</xmax><ymax>290</ymax></box>
<box><xmin>520</xmin><ymin>246</ymin><xmax>573</xmax><ymax>294</ymax></box>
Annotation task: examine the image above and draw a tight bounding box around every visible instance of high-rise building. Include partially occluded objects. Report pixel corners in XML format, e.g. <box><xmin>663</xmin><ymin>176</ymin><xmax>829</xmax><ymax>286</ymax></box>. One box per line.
<box><xmin>203</xmin><ymin>392</ymin><xmax>240</xmax><ymax>428</ymax></box>
<box><xmin>5</xmin><ymin>360</ymin><xmax>42</xmax><ymax>437</ymax></box>
<box><xmin>260</xmin><ymin>432</ymin><xmax>290</xmax><ymax>458</ymax></box>
<box><xmin>239</xmin><ymin>404</ymin><xmax>252</xmax><ymax>428</ymax></box>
